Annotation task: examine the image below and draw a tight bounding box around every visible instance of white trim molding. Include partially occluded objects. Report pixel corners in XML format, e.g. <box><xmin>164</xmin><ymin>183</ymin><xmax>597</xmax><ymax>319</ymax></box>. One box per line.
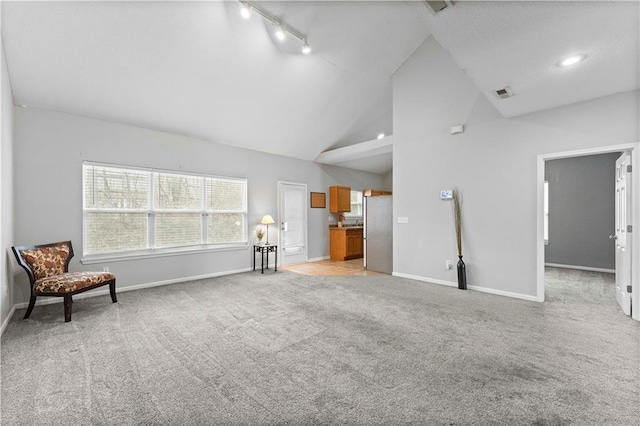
<box><xmin>392</xmin><ymin>272</ymin><xmax>540</xmax><ymax>302</ymax></box>
<box><xmin>545</xmin><ymin>263</ymin><xmax>615</xmax><ymax>274</ymax></box>
<box><xmin>1</xmin><ymin>305</ymin><xmax>17</xmax><ymax>336</ymax></box>
<box><xmin>307</xmin><ymin>256</ymin><xmax>330</xmax><ymax>262</ymax></box>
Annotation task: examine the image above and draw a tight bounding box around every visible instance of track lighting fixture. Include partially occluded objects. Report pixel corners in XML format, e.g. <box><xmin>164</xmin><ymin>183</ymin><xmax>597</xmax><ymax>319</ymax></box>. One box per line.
<box><xmin>238</xmin><ymin>0</ymin><xmax>311</xmax><ymax>54</ymax></box>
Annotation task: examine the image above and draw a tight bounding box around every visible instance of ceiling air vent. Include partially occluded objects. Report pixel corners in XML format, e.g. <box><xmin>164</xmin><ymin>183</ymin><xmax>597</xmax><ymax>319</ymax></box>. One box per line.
<box><xmin>494</xmin><ymin>87</ymin><xmax>514</xmax><ymax>99</ymax></box>
<box><xmin>424</xmin><ymin>1</ymin><xmax>456</xmax><ymax>15</ymax></box>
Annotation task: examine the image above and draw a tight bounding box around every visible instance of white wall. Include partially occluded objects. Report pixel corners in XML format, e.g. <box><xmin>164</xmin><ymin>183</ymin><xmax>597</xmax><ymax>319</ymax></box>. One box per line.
<box><xmin>1</xmin><ymin>40</ymin><xmax>15</xmax><ymax>329</ymax></box>
<box><xmin>382</xmin><ymin>170</ymin><xmax>392</xmax><ymax>191</ymax></box>
<box><xmin>12</xmin><ymin>106</ymin><xmax>384</xmax><ymax>305</ymax></box>
<box><xmin>392</xmin><ymin>36</ymin><xmax>639</xmax><ymax>298</ymax></box>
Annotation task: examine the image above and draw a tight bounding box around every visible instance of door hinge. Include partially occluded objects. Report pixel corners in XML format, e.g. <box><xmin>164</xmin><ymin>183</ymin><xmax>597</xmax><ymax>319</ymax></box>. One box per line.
<box><xmin>627</xmin><ymin>285</ymin><xmax>632</xmax><ymax>293</ymax></box>
<box><xmin>627</xmin><ymin>165</ymin><xmax>632</xmax><ymax>173</ymax></box>
<box><xmin>627</xmin><ymin>225</ymin><xmax>633</xmax><ymax>233</ymax></box>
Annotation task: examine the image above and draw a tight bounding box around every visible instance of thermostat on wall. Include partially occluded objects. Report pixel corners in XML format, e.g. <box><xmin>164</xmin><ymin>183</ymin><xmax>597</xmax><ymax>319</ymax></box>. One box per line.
<box><xmin>440</xmin><ymin>190</ymin><xmax>453</xmax><ymax>200</ymax></box>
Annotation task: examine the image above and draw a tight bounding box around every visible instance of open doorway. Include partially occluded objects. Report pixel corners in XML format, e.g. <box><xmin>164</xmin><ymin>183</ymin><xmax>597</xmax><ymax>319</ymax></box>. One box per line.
<box><xmin>537</xmin><ymin>144</ymin><xmax>640</xmax><ymax>321</ymax></box>
<box><xmin>544</xmin><ymin>153</ymin><xmax>618</xmax><ymax>305</ymax></box>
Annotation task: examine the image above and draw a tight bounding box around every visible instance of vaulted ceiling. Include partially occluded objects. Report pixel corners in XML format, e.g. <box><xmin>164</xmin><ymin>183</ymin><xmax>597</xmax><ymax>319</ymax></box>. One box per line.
<box><xmin>2</xmin><ymin>1</ymin><xmax>638</xmax><ymax>175</ymax></box>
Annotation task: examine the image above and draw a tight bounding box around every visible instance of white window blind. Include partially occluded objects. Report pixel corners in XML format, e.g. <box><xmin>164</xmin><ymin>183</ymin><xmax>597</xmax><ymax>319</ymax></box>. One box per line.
<box><xmin>83</xmin><ymin>163</ymin><xmax>247</xmax><ymax>257</ymax></box>
<box><xmin>344</xmin><ymin>190</ymin><xmax>363</xmax><ymax>218</ymax></box>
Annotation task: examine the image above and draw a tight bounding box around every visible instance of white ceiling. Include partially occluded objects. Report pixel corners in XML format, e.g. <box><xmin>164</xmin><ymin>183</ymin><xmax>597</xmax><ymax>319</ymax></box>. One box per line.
<box><xmin>2</xmin><ymin>1</ymin><xmax>638</xmax><ymax>175</ymax></box>
<box><xmin>428</xmin><ymin>1</ymin><xmax>640</xmax><ymax>118</ymax></box>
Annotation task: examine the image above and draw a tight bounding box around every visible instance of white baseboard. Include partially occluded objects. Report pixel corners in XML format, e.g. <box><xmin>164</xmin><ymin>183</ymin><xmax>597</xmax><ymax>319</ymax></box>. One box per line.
<box><xmin>392</xmin><ymin>272</ymin><xmax>541</xmax><ymax>302</ymax></box>
<box><xmin>467</xmin><ymin>284</ymin><xmax>541</xmax><ymax>302</ymax></box>
<box><xmin>307</xmin><ymin>256</ymin><xmax>330</xmax><ymax>262</ymax></box>
<box><xmin>13</xmin><ymin>267</ymin><xmax>253</xmax><ymax>310</ymax></box>
<box><xmin>1</xmin><ymin>304</ymin><xmax>17</xmax><ymax>336</ymax></box>
<box><xmin>393</xmin><ymin>272</ymin><xmax>458</xmax><ymax>288</ymax></box>
<box><xmin>545</xmin><ymin>263</ymin><xmax>615</xmax><ymax>274</ymax></box>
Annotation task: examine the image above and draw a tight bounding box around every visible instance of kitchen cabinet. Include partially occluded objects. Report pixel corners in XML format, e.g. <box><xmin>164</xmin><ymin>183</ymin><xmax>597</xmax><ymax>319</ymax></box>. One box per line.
<box><xmin>330</xmin><ymin>227</ymin><xmax>363</xmax><ymax>261</ymax></box>
<box><xmin>329</xmin><ymin>186</ymin><xmax>351</xmax><ymax>213</ymax></box>
<box><xmin>363</xmin><ymin>189</ymin><xmax>392</xmax><ymax>197</ymax></box>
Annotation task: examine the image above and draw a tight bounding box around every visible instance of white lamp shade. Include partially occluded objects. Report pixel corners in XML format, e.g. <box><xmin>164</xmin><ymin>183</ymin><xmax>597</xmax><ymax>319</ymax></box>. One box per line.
<box><xmin>261</xmin><ymin>214</ymin><xmax>275</xmax><ymax>225</ymax></box>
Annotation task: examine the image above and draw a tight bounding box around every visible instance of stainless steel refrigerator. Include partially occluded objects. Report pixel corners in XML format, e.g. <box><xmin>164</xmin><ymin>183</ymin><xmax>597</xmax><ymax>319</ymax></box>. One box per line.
<box><xmin>364</xmin><ymin>195</ymin><xmax>392</xmax><ymax>274</ymax></box>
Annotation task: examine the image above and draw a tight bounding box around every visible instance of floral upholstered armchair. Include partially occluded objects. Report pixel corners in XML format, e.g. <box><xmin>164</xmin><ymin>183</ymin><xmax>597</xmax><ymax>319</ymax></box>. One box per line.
<box><xmin>12</xmin><ymin>241</ymin><xmax>117</xmax><ymax>322</ymax></box>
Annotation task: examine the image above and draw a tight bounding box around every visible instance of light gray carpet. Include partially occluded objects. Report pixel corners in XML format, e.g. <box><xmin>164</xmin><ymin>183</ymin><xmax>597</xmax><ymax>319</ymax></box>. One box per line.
<box><xmin>1</xmin><ymin>268</ymin><xmax>639</xmax><ymax>425</ymax></box>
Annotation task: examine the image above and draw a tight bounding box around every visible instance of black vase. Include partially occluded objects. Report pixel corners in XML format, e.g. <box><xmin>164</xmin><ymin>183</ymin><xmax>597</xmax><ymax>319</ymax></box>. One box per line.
<box><xmin>457</xmin><ymin>255</ymin><xmax>467</xmax><ymax>290</ymax></box>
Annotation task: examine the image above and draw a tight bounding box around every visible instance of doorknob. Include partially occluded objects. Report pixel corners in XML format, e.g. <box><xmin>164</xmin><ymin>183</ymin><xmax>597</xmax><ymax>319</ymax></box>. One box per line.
<box><xmin>609</xmin><ymin>235</ymin><xmax>618</xmax><ymax>240</ymax></box>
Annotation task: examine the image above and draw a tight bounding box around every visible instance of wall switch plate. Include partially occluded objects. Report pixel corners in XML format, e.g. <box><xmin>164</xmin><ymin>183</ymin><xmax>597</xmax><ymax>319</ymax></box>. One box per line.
<box><xmin>397</xmin><ymin>217</ymin><xmax>409</xmax><ymax>224</ymax></box>
<box><xmin>103</xmin><ymin>266</ymin><xmax>109</xmax><ymax>272</ymax></box>
<box><xmin>446</xmin><ymin>260</ymin><xmax>452</xmax><ymax>270</ymax></box>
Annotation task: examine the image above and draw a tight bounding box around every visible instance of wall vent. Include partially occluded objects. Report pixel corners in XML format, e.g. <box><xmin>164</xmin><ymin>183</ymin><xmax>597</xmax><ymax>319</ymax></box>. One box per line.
<box><xmin>494</xmin><ymin>86</ymin><xmax>514</xmax><ymax>99</ymax></box>
<box><xmin>424</xmin><ymin>1</ymin><xmax>456</xmax><ymax>15</ymax></box>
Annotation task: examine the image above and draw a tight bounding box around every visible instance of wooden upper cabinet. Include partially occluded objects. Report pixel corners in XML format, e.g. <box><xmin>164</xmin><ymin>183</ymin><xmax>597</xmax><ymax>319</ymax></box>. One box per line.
<box><xmin>330</xmin><ymin>186</ymin><xmax>351</xmax><ymax>213</ymax></box>
<box><xmin>363</xmin><ymin>189</ymin><xmax>392</xmax><ymax>197</ymax></box>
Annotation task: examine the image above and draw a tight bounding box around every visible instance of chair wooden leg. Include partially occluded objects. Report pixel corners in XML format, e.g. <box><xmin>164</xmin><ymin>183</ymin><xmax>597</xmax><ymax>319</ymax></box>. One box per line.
<box><xmin>109</xmin><ymin>280</ymin><xmax>117</xmax><ymax>303</ymax></box>
<box><xmin>64</xmin><ymin>296</ymin><xmax>73</xmax><ymax>322</ymax></box>
<box><xmin>23</xmin><ymin>295</ymin><xmax>37</xmax><ymax>319</ymax></box>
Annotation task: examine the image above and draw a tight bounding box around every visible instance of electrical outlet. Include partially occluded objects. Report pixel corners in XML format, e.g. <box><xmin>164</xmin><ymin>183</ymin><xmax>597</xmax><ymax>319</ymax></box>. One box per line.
<box><xmin>103</xmin><ymin>266</ymin><xmax>110</xmax><ymax>273</ymax></box>
<box><xmin>445</xmin><ymin>260</ymin><xmax>452</xmax><ymax>270</ymax></box>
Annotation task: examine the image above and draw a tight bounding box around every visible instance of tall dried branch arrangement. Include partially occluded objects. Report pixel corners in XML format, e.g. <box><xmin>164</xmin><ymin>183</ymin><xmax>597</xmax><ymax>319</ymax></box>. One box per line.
<box><xmin>452</xmin><ymin>188</ymin><xmax>462</xmax><ymax>256</ymax></box>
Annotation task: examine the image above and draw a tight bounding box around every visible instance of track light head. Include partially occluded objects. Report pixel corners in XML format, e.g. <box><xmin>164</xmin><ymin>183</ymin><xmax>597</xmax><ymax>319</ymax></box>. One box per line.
<box><xmin>240</xmin><ymin>2</ymin><xmax>251</xmax><ymax>19</ymax></box>
<box><xmin>275</xmin><ymin>25</ymin><xmax>286</xmax><ymax>41</ymax></box>
<box><xmin>302</xmin><ymin>40</ymin><xmax>311</xmax><ymax>55</ymax></box>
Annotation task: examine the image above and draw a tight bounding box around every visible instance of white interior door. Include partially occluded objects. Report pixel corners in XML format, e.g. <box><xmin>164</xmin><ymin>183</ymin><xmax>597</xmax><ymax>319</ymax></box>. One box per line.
<box><xmin>614</xmin><ymin>153</ymin><xmax>632</xmax><ymax>316</ymax></box>
<box><xmin>278</xmin><ymin>182</ymin><xmax>308</xmax><ymax>265</ymax></box>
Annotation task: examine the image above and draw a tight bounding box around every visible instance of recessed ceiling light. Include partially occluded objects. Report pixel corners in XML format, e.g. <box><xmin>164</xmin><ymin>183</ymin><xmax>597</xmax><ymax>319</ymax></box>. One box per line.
<box><xmin>558</xmin><ymin>54</ymin><xmax>587</xmax><ymax>68</ymax></box>
<box><xmin>377</xmin><ymin>133</ymin><xmax>385</xmax><ymax>139</ymax></box>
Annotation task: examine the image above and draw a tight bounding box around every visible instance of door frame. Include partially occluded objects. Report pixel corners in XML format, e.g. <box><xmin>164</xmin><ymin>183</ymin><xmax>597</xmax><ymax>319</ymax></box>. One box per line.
<box><xmin>536</xmin><ymin>142</ymin><xmax>640</xmax><ymax>321</ymax></box>
<box><xmin>277</xmin><ymin>180</ymin><xmax>308</xmax><ymax>266</ymax></box>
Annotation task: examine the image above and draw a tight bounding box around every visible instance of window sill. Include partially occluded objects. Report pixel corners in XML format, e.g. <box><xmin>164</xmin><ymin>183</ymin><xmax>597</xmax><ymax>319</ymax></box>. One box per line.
<box><xmin>81</xmin><ymin>244</ymin><xmax>248</xmax><ymax>265</ymax></box>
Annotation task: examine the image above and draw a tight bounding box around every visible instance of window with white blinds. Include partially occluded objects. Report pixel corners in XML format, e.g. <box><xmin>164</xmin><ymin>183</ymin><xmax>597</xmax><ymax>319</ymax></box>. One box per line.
<box><xmin>83</xmin><ymin>162</ymin><xmax>247</xmax><ymax>258</ymax></box>
<box><xmin>343</xmin><ymin>190</ymin><xmax>363</xmax><ymax>218</ymax></box>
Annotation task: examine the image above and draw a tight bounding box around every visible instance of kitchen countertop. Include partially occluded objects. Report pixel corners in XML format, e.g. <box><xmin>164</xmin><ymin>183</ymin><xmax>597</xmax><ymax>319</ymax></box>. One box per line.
<box><xmin>329</xmin><ymin>226</ymin><xmax>364</xmax><ymax>230</ymax></box>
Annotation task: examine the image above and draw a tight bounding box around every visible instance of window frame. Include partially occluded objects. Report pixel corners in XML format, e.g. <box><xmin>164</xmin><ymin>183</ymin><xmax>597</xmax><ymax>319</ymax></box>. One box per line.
<box><xmin>82</xmin><ymin>161</ymin><xmax>248</xmax><ymax>264</ymax></box>
<box><xmin>544</xmin><ymin>181</ymin><xmax>549</xmax><ymax>245</ymax></box>
<box><xmin>343</xmin><ymin>190</ymin><xmax>363</xmax><ymax>218</ymax></box>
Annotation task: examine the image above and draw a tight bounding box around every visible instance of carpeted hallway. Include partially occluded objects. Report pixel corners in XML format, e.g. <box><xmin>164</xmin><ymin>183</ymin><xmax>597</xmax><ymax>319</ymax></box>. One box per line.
<box><xmin>1</xmin><ymin>269</ymin><xmax>639</xmax><ymax>425</ymax></box>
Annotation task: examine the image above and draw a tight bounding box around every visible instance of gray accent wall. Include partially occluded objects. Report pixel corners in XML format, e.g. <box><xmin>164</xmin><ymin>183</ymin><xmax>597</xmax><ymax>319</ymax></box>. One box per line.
<box><xmin>545</xmin><ymin>154</ymin><xmax>618</xmax><ymax>270</ymax></box>
<box><xmin>392</xmin><ymin>36</ymin><xmax>639</xmax><ymax>298</ymax></box>
<box><xmin>11</xmin><ymin>106</ymin><xmax>385</xmax><ymax>306</ymax></box>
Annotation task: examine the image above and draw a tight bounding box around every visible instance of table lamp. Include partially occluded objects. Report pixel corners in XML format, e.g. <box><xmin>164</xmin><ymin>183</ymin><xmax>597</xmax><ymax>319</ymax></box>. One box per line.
<box><xmin>261</xmin><ymin>214</ymin><xmax>275</xmax><ymax>245</ymax></box>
